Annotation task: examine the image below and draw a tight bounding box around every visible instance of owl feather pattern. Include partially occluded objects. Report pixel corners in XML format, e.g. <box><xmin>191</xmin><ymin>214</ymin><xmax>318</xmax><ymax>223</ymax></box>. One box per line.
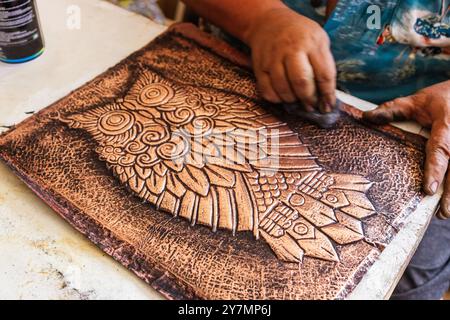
<box><xmin>56</xmin><ymin>68</ymin><xmax>376</xmax><ymax>263</ymax></box>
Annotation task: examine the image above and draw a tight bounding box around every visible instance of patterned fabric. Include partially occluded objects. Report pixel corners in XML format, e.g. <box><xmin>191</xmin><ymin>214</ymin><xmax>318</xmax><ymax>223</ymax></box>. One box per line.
<box><xmin>284</xmin><ymin>0</ymin><xmax>450</xmax><ymax>103</ymax></box>
<box><xmin>106</xmin><ymin>0</ymin><xmax>165</xmax><ymax>24</ymax></box>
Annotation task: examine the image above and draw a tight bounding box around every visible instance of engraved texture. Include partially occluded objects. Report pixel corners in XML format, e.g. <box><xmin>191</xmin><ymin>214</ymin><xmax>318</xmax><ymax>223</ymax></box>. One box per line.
<box><xmin>54</xmin><ymin>69</ymin><xmax>376</xmax><ymax>263</ymax></box>
<box><xmin>0</xmin><ymin>24</ymin><xmax>426</xmax><ymax>299</ymax></box>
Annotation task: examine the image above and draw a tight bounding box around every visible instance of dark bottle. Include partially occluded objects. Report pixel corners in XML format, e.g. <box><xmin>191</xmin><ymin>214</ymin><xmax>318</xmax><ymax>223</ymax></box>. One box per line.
<box><xmin>0</xmin><ymin>0</ymin><xmax>44</xmax><ymax>63</ymax></box>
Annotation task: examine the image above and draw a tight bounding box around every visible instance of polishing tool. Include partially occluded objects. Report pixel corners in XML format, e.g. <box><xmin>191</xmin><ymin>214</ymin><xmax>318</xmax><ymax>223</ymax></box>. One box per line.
<box><xmin>283</xmin><ymin>99</ymin><xmax>342</xmax><ymax>129</ymax></box>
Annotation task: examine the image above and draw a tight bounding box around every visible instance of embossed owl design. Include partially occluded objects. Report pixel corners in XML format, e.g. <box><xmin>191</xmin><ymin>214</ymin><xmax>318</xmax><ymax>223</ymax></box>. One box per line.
<box><xmin>56</xmin><ymin>68</ymin><xmax>376</xmax><ymax>263</ymax></box>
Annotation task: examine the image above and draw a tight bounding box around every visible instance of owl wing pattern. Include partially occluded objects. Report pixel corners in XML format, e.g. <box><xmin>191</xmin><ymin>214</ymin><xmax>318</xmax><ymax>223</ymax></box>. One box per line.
<box><xmin>57</xmin><ymin>69</ymin><xmax>376</xmax><ymax>263</ymax></box>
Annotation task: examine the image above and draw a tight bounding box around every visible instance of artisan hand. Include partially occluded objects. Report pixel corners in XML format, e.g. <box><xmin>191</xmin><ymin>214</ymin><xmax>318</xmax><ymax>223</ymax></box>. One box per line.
<box><xmin>363</xmin><ymin>81</ymin><xmax>450</xmax><ymax>219</ymax></box>
<box><xmin>244</xmin><ymin>7</ymin><xmax>337</xmax><ymax>113</ymax></box>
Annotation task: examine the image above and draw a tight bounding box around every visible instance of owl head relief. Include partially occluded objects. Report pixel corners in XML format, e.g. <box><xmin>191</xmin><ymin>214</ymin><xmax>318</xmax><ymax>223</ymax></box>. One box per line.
<box><xmin>55</xmin><ymin>69</ymin><xmax>376</xmax><ymax>264</ymax></box>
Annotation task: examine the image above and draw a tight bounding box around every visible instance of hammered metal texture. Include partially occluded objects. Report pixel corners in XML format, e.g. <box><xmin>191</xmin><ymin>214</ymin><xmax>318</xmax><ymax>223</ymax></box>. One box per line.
<box><xmin>0</xmin><ymin>24</ymin><xmax>426</xmax><ymax>300</ymax></box>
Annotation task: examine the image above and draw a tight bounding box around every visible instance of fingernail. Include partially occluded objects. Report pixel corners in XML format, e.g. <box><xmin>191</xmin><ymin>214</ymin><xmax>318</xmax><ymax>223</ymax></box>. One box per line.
<box><xmin>325</xmin><ymin>95</ymin><xmax>336</xmax><ymax>108</ymax></box>
<box><xmin>428</xmin><ymin>181</ymin><xmax>438</xmax><ymax>194</ymax></box>
<box><xmin>437</xmin><ymin>207</ymin><xmax>450</xmax><ymax>220</ymax></box>
<box><xmin>318</xmin><ymin>99</ymin><xmax>332</xmax><ymax>114</ymax></box>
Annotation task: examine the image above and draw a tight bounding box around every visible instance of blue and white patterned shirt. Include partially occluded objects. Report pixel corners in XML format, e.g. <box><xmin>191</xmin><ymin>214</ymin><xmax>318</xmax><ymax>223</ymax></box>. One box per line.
<box><xmin>283</xmin><ymin>0</ymin><xmax>450</xmax><ymax>103</ymax></box>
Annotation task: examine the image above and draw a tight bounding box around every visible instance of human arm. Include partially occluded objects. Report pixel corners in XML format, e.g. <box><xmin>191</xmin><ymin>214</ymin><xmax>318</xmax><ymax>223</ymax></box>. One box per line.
<box><xmin>181</xmin><ymin>0</ymin><xmax>337</xmax><ymax>112</ymax></box>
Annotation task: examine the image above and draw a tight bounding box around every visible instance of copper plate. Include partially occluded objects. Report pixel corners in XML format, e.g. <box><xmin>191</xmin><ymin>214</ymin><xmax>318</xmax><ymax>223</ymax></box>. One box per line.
<box><xmin>0</xmin><ymin>24</ymin><xmax>426</xmax><ymax>299</ymax></box>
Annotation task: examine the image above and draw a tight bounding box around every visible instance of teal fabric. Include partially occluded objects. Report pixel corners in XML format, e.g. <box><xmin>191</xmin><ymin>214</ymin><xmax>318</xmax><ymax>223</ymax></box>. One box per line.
<box><xmin>283</xmin><ymin>0</ymin><xmax>450</xmax><ymax>103</ymax></box>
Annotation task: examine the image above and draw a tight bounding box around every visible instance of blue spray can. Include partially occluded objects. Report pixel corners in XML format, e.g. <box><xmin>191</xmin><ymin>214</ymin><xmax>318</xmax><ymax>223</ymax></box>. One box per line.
<box><xmin>0</xmin><ymin>0</ymin><xmax>44</xmax><ymax>63</ymax></box>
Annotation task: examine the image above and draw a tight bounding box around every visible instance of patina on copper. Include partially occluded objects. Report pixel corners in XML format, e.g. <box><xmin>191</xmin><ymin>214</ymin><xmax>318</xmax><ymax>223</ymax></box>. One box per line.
<box><xmin>0</xmin><ymin>23</ymin><xmax>426</xmax><ymax>299</ymax></box>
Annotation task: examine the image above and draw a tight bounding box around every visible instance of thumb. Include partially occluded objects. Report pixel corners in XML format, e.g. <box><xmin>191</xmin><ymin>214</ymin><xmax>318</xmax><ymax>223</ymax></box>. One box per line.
<box><xmin>363</xmin><ymin>96</ymin><xmax>417</xmax><ymax>125</ymax></box>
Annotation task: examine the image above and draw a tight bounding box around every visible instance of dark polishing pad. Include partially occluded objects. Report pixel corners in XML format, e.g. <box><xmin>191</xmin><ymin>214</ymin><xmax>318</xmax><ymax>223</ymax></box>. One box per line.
<box><xmin>283</xmin><ymin>100</ymin><xmax>343</xmax><ymax>129</ymax></box>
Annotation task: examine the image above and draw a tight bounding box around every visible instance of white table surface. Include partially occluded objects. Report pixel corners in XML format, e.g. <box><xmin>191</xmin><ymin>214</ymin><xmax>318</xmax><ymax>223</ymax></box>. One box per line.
<box><xmin>0</xmin><ymin>0</ymin><xmax>441</xmax><ymax>300</ymax></box>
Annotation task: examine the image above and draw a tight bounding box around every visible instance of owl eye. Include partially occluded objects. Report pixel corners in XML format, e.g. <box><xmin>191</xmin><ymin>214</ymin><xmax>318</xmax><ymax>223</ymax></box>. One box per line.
<box><xmin>98</xmin><ymin>110</ymin><xmax>135</xmax><ymax>135</ymax></box>
<box><xmin>138</xmin><ymin>83</ymin><xmax>175</xmax><ymax>107</ymax></box>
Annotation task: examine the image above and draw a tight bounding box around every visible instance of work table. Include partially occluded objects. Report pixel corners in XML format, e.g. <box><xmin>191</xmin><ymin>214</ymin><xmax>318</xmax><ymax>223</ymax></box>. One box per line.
<box><xmin>0</xmin><ymin>0</ymin><xmax>441</xmax><ymax>300</ymax></box>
